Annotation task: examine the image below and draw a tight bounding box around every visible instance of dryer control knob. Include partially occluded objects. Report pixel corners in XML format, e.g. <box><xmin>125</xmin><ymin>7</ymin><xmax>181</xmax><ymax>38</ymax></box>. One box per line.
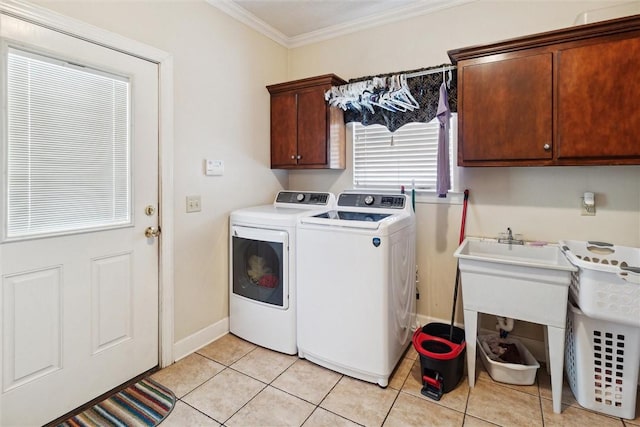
<box><xmin>364</xmin><ymin>195</ymin><xmax>375</xmax><ymax>205</ymax></box>
<box><xmin>296</xmin><ymin>193</ymin><xmax>305</xmax><ymax>202</ymax></box>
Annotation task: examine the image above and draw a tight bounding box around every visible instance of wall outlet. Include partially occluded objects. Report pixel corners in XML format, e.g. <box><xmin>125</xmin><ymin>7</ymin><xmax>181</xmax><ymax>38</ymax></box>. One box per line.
<box><xmin>186</xmin><ymin>195</ymin><xmax>201</xmax><ymax>213</ymax></box>
<box><xmin>581</xmin><ymin>197</ymin><xmax>596</xmax><ymax>216</ymax></box>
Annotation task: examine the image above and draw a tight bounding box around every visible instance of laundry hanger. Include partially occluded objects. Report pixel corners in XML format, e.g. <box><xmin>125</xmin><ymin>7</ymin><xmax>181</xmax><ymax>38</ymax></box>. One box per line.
<box><xmin>325</xmin><ymin>72</ymin><xmax>421</xmax><ymax>113</ymax></box>
<box><xmin>387</xmin><ymin>74</ymin><xmax>418</xmax><ymax>112</ymax></box>
<box><xmin>382</xmin><ymin>75</ymin><xmax>409</xmax><ymax>112</ymax></box>
<box><xmin>367</xmin><ymin>76</ymin><xmax>398</xmax><ymax>112</ymax></box>
<box><xmin>399</xmin><ymin>74</ymin><xmax>419</xmax><ymax>110</ymax></box>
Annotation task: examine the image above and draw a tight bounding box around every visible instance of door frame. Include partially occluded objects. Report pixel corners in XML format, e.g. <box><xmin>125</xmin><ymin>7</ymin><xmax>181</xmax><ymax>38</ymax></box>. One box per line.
<box><xmin>0</xmin><ymin>0</ymin><xmax>175</xmax><ymax>367</ymax></box>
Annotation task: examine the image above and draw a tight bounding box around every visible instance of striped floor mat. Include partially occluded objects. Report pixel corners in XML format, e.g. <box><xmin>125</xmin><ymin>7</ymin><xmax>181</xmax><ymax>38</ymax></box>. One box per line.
<box><xmin>57</xmin><ymin>378</ymin><xmax>176</xmax><ymax>427</ymax></box>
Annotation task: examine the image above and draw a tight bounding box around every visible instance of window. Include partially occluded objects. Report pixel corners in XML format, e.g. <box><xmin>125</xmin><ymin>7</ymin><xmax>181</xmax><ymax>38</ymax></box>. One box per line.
<box><xmin>352</xmin><ymin>114</ymin><xmax>458</xmax><ymax>193</ymax></box>
<box><xmin>4</xmin><ymin>47</ymin><xmax>131</xmax><ymax>240</ymax></box>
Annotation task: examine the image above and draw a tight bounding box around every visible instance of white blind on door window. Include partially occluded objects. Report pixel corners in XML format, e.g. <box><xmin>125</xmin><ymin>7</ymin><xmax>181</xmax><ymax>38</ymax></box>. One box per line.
<box><xmin>5</xmin><ymin>48</ymin><xmax>131</xmax><ymax>239</ymax></box>
<box><xmin>353</xmin><ymin>116</ymin><xmax>456</xmax><ymax>191</ymax></box>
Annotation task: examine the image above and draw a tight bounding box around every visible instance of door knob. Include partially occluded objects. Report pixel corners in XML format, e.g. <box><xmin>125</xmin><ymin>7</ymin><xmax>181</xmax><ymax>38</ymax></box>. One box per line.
<box><xmin>145</xmin><ymin>226</ymin><xmax>161</xmax><ymax>238</ymax></box>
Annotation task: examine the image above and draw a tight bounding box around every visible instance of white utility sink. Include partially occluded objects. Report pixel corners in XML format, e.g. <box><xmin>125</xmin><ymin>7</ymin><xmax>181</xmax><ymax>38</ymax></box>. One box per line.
<box><xmin>453</xmin><ymin>237</ymin><xmax>577</xmax><ymax>325</ymax></box>
<box><xmin>454</xmin><ymin>238</ymin><xmax>577</xmax><ymax>271</ymax></box>
<box><xmin>453</xmin><ymin>237</ymin><xmax>577</xmax><ymax>415</ymax></box>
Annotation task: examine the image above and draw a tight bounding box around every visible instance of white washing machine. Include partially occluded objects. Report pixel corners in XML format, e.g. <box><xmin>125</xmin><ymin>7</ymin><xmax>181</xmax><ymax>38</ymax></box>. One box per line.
<box><xmin>297</xmin><ymin>192</ymin><xmax>416</xmax><ymax>386</ymax></box>
<box><xmin>229</xmin><ymin>191</ymin><xmax>335</xmax><ymax>355</ymax></box>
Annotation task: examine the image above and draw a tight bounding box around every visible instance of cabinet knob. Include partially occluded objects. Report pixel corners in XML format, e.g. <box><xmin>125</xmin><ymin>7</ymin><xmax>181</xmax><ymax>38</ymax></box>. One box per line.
<box><xmin>296</xmin><ymin>155</ymin><xmax>302</xmax><ymax>160</ymax></box>
<box><xmin>543</xmin><ymin>143</ymin><xmax>551</xmax><ymax>151</ymax></box>
<box><xmin>291</xmin><ymin>155</ymin><xmax>295</xmax><ymax>159</ymax></box>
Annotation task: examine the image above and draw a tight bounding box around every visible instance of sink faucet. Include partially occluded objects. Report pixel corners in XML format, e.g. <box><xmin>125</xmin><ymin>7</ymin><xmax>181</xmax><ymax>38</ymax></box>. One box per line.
<box><xmin>498</xmin><ymin>227</ymin><xmax>524</xmax><ymax>245</ymax></box>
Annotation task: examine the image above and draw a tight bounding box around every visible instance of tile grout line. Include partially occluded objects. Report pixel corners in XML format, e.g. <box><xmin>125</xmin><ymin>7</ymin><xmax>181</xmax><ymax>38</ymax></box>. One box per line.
<box><xmin>222</xmin><ymin>379</ymin><xmax>269</xmax><ymax>425</ymax></box>
<box><xmin>538</xmin><ymin>376</ymin><xmax>546</xmax><ymax>427</ymax></box>
<box><xmin>192</xmin><ymin>344</ymin><xmax>267</xmax><ymax>426</ymax></box>
<box><xmin>218</xmin><ymin>350</ymin><xmax>358</xmax><ymax>427</ymax></box>
<box><xmin>175</xmin><ymin>362</ymin><xmax>228</xmax><ymax>402</ymax></box>
<box><xmin>460</xmin><ymin>377</ymin><xmax>472</xmax><ymax>426</ymax></box>
<box><xmin>380</xmin><ymin>388</ymin><xmax>402</xmax><ymax>426</ymax></box>
<box><xmin>177</xmin><ymin>398</ymin><xmax>225</xmax><ymax>425</ymax></box>
<box><xmin>168</xmin><ymin>335</ymin><xmax>636</xmax><ymax>426</ymax></box>
<box><xmin>311</xmin><ymin>373</ymin><xmax>374</xmax><ymax>426</ymax></box>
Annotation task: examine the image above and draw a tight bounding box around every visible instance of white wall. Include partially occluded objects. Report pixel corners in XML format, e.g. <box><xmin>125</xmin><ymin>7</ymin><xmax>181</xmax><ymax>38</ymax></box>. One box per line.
<box><xmin>32</xmin><ymin>0</ymin><xmax>640</xmax><ymax>349</ymax></box>
<box><xmin>33</xmin><ymin>0</ymin><xmax>289</xmax><ymax>342</ymax></box>
<box><xmin>287</xmin><ymin>0</ymin><xmax>640</xmax><ymax>338</ymax></box>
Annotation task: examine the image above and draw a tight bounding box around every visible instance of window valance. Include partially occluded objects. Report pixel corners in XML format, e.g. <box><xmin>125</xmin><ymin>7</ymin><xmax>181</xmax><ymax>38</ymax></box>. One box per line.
<box><xmin>336</xmin><ymin>64</ymin><xmax>457</xmax><ymax>132</ymax></box>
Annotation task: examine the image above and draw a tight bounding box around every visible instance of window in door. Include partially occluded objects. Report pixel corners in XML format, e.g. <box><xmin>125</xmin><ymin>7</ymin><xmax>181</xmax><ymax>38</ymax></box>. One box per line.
<box><xmin>4</xmin><ymin>47</ymin><xmax>131</xmax><ymax>240</ymax></box>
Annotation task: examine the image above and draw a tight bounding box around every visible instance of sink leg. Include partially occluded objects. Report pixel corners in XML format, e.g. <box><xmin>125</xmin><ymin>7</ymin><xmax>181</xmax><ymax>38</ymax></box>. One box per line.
<box><xmin>544</xmin><ymin>326</ymin><xmax>550</xmax><ymax>375</ymax></box>
<box><xmin>547</xmin><ymin>325</ymin><xmax>565</xmax><ymax>414</ymax></box>
<box><xmin>463</xmin><ymin>309</ymin><xmax>478</xmax><ymax>388</ymax></box>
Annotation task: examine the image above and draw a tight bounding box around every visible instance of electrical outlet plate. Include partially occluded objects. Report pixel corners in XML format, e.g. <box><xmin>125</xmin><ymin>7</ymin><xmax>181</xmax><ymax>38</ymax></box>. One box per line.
<box><xmin>581</xmin><ymin>199</ymin><xmax>595</xmax><ymax>216</ymax></box>
<box><xmin>186</xmin><ymin>195</ymin><xmax>201</xmax><ymax>213</ymax></box>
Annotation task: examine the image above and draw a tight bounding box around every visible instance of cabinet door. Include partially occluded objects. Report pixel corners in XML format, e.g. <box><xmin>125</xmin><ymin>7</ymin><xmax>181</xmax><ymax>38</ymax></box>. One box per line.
<box><xmin>557</xmin><ymin>37</ymin><xmax>640</xmax><ymax>160</ymax></box>
<box><xmin>297</xmin><ymin>86</ymin><xmax>328</xmax><ymax>166</ymax></box>
<box><xmin>460</xmin><ymin>53</ymin><xmax>553</xmax><ymax>163</ymax></box>
<box><xmin>270</xmin><ymin>92</ymin><xmax>297</xmax><ymax>167</ymax></box>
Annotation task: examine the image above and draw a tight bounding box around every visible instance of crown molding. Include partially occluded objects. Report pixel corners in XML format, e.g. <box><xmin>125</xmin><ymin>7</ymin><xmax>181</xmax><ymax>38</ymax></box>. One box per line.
<box><xmin>287</xmin><ymin>0</ymin><xmax>475</xmax><ymax>48</ymax></box>
<box><xmin>205</xmin><ymin>0</ymin><xmax>289</xmax><ymax>46</ymax></box>
<box><xmin>208</xmin><ymin>0</ymin><xmax>475</xmax><ymax>49</ymax></box>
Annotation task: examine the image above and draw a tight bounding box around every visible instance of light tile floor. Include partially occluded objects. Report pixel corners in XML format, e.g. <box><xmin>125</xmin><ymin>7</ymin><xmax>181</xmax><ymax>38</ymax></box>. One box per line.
<box><xmin>152</xmin><ymin>333</ymin><xmax>640</xmax><ymax>427</ymax></box>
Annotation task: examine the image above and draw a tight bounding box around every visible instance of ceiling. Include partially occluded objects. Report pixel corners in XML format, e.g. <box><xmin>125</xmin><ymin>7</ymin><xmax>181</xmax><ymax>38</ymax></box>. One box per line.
<box><xmin>207</xmin><ymin>0</ymin><xmax>470</xmax><ymax>47</ymax></box>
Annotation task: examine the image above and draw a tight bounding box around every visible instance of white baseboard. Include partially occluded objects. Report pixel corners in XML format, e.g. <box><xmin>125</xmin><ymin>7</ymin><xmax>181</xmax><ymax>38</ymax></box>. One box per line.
<box><xmin>414</xmin><ymin>314</ymin><xmax>547</xmax><ymax>364</ymax></box>
<box><xmin>172</xmin><ymin>317</ymin><xmax>229</xmax><ymax>362</ymax></box>
<box><xmin>174</xmin><ymin>314</ymin><xmax>548</xmax><ymax>368</ymax></box>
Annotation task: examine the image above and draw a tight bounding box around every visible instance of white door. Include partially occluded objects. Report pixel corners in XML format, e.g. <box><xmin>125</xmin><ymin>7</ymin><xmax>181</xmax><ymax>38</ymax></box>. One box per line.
<box><xmin>0</xmin><ymin>13</ymin><xmax>159</xmax><ymax>427</ymax></box>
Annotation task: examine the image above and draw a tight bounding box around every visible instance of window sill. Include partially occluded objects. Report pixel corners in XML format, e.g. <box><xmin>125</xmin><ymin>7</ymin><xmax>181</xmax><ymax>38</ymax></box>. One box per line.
<box><xmin>415</xmin><ymin>191</ymin><xmax>465</xmax><ymax>205</ymax></box>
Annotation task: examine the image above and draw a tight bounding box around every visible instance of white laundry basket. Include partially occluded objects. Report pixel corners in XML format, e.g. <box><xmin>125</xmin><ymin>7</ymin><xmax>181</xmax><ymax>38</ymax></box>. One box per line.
<box><xmin>560</xmin><ymin>240</ymin><xmax>640</xmax><ymax>327</ymax></box>
<box><xmin>565</xmin><ymin>300</ymin><xmax>640</xmax><ymax>419</ymax></box>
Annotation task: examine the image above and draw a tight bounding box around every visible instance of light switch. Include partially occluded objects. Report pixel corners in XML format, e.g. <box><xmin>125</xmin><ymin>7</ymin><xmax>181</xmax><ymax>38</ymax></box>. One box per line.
<box><xmin>205</xmin><ymin>159</ymin><xmax>224</xmax><ymax>176</ymax></box>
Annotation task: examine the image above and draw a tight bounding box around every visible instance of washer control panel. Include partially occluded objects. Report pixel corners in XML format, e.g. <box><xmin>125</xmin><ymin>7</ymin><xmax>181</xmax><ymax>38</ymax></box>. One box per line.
<box><xmin>275</xmin><ymin>191</ymin><xmax>331</xmax><ymax>205</ymax></box>
<box><xmin>338</xmin><ymin>193</ymin><xmax>406</xmax><ymax>209</ymax></box>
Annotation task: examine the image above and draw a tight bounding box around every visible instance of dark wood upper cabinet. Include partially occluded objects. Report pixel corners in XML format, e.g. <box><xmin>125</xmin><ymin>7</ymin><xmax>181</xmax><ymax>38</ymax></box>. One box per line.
<box><xmin>449</xmin><ymin>14</ymin><xmax>640</xmax><ymax>166</ymax></box>
<box><xmin>557</xmin><ymin>36</ymin><xmax>640</xmax><ymax>160</ymax></box>
<box><xmin>267</xmin><ymin>74</ymin><xmax>346</xmax><ymax>169</ymax></box>
<box><xmin>461</xmin><ymin>53</ymin><xmax>552</xmax><ymax>163</ymax></box>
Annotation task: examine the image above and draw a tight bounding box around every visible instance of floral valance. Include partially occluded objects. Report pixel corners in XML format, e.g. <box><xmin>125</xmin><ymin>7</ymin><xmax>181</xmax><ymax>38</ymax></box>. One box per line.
<box><xmin>333</xmin><ymin>64</ymin><xmax>457</xmax><ymax>132</ymax></box>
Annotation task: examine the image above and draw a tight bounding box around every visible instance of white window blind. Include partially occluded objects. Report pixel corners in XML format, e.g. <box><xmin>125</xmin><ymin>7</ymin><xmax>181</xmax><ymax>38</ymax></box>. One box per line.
<box><xmin>353</xmin><ymin>114</ymin><xmax>457</xmax><ymax>191</ymax></box>
<box><xmin>5</xmin><ymin>48</ymin><xmax>131</xmax><ymax>240</ymax></box>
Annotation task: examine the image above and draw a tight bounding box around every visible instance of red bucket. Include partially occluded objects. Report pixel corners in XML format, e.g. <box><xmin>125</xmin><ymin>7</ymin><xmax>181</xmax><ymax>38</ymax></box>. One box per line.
<box><xmin>412</xmin><ymin>323</ymin><xmax>466</xmax><ymax>400</ymax></box>
<box><xmin>412</xmin><ymin>329</ymin><xmax>465</xmax><ymax>360</ymax></box>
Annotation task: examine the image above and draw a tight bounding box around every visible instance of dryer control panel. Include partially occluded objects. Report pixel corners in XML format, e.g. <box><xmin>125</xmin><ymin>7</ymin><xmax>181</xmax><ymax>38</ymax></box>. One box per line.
<box><xmin>337</xmin><ymin>193</ymin><xmax>406</xmax><ymax>209</ymax></box>
<box><xmin>275</xmin><ymin>191</ymin><xmax>332</xmax><ymax>205</ymax></box>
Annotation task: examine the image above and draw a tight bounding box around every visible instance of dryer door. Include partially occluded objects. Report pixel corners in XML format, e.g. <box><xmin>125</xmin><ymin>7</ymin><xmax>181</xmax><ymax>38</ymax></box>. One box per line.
<box><xmin>231</xmin><ymin>226</ymin><xmax>289</xmax><ymax>309</ymax></box>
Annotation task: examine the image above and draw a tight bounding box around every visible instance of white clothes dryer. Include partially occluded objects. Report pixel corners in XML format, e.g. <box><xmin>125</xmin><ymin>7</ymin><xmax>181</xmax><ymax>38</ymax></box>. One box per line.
<box><xmin>229</xmin><ymin>191</ymin><xmax>335</xmax><ymax>354</ymax></box>
<box><xmin>297</xmin><ymin>193</ymin><xmax>416</xmax><ymax>386</ymax></box>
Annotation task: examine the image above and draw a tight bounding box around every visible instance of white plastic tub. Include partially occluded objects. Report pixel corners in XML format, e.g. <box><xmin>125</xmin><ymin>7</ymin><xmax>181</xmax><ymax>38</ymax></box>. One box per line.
<box><xmin>477</xmin><ymin>334</ymin><xmax>540</xmax><ymax>385</ymax></box>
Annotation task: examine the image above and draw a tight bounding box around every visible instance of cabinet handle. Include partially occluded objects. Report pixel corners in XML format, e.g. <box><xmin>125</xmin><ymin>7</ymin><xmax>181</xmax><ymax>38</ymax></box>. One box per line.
<box><xmin>543</xmin><ymin>143</ymin><xmax>551</xmax><ymax>151</ymax></box>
